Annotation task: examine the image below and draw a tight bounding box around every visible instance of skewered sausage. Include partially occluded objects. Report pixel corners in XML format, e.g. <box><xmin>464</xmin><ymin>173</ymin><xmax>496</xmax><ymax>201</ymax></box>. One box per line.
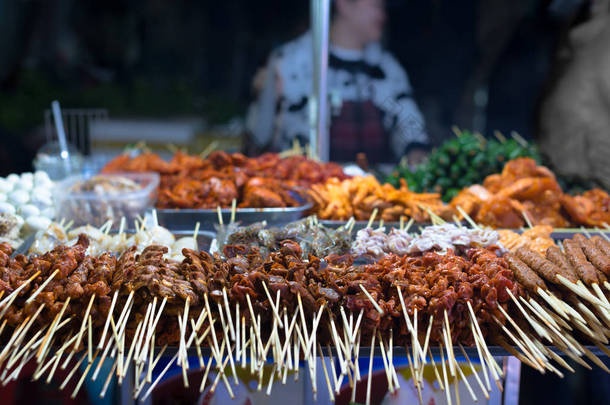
<box><xmin>545</xmin><ymin>246</ymin><xmax>579</xmax><ymax>283</ymax></box>
<box><xmin>504</xmin><ymin>252</ymin><xmax>547</xmax><ymax>291</ymax></box>
<box><xmin>514</xmin><ymin>246</ymin><xmax>567</xmax><ymax>284</ymax></box>
<box><xmin>591</xmin><ymin>236</ymin><xmax>610</xmax><ymax>257</ymax></box>
<box><xmin>563</xmin><ymin>239</ymin><xmax>598</xmax><ymax>285</ymax></box>
<box><xmin>574</xmin><ymin>234</ymin><xmax>610</xmax><ymax>276</ymax></box>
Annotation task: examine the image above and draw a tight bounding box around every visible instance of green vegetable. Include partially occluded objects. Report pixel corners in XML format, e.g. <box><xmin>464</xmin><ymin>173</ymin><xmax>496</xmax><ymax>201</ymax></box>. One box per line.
<box><xmin>386</xmin><ymin>129</ymin><xmax>541</xmax><ymax>201</ymax></box>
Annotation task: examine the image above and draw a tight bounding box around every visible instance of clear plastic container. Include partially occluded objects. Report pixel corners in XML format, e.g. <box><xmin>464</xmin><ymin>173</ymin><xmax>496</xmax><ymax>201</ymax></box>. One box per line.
<box><xmin>33</xmin><ymin>141</ymin><xmax>84</xmax><ymax>180</ymax></box>
<box><xmin>54</xmin><ymin>172</ymin><xmax>160</xmax><ymax>229</ymax></box>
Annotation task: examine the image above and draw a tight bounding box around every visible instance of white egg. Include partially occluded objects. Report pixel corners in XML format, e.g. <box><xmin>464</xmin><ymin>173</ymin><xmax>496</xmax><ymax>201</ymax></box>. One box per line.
<box><xmin>15</xmin><ymin>179</ymin><xmax>33</xmax><ymax>191</ymax></box>
<box><xmin>6</xmin><ymin>174</ymin><xmax>20</xmax><ymax>184</ymax></box>
<box><xmin>0</xmin><ymin>202</ymin><xmax>16</xmax><ymax>215</ymax></box>
<box><xmin>19</xmin><ymin>204</ymin><xmax>40</xmax><ymax>217</ymax></box>
<box><xmin>8</xmin><ymin>190</ymin><xmax>29</xmax><ymax>205</ymax></box>
<box><xmin>0</xmin><ymin>194</ymin><xmax>6</xmax><ymax>202</ymax></box>
<box><xmin>34</xmin><ymin>177</ymin><xmax>54</xmax><ymax>189</ymax></box>
<box><xmin>34</xmin><ymin>171</ymin><xmax>51</xmax><ymax>183</ymax></box>
<box><xmin>20</xmin><ymin>172</ymin><xmax>34</xmax><ymax>183</ymax></box>
<box><xmin>30</xmin><ymin>191</ymin><xmax>53</xmax><ymax>207</ymax></box>
<box><xmin>0</xmin><ymin>180</ymin><xmax>13</xmax><ymax>193</ymax></box>
<box><xmin>40</xmin><ymin>207</ymin><xmax>55</xmax><ymax>218</ymax></box>
<box><xmin>25</xmin><ymin>216</ymin><xmax>52</xmax><ymax>232</ymax></box>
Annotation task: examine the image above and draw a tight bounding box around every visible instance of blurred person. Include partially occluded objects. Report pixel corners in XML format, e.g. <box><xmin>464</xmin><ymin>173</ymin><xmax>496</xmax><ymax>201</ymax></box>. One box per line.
<box><xmin>538</xmin><ymin>0</ymin><xmax>610</xmax><ymax>189</ymax></box>
<box><xmin>246</xmin><ymin>0</ymin><xmax>428</xmax><ymax>164</ymax></box>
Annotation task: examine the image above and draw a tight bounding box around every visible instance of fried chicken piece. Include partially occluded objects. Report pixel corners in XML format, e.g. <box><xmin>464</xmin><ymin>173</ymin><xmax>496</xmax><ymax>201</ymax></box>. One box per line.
<box><xmin>561</xmin><ymin>189</ymin><xmax>610</xmax><ymax>227</ymax></box>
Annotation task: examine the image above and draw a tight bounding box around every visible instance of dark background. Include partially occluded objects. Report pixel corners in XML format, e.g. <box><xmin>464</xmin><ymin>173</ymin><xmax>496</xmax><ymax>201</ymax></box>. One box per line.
<box><xmin>0</xmin><ymin>0</ymin><xmax>586</xmax><ymax>175</ymax></box>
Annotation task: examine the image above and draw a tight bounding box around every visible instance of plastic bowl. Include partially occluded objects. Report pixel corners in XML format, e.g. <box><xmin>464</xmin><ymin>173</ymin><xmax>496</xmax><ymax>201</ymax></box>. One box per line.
<box><xmin>54</xmin><ymin>172</ymin><xmax>159</xmax><ymax>229</ymax></box>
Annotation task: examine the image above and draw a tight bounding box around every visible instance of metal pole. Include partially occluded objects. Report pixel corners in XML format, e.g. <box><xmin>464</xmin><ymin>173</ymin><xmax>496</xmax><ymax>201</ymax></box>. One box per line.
<box><xmin>310</xmin><ymin>0</ymin><xmax>331</xmax><ymax>161</ymax></box>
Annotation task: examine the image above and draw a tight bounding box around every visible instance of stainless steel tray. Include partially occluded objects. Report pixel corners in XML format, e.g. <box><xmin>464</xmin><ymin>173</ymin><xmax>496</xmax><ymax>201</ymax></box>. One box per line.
<box><xmin>157</xmin><ymin>203</ymin><xmax>313</xmax><ymax>231</ymax></box>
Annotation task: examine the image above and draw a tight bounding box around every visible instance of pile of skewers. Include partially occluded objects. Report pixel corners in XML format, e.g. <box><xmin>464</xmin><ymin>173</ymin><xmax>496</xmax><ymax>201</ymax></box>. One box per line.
<box><xmin>0</xmin><ymin>220</ymin><xmax>609</xmax><ymax>405</ymax></box>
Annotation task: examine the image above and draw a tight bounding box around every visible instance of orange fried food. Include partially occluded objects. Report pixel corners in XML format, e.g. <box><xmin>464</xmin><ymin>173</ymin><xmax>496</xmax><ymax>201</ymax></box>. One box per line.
<box><xmin>475</xmin><ymin>196</ymin><xmax>525</xmax><ymax>229</ymax></box>
<box><xmin>498</xmin><ymin>225</ymin><xmax>555</xmax><ymax>256</ymax></box>
<box><xmin>308</xmin><ymin>175</ymin><xmax>452</xmax><ymax>222</ymax></box>
<box><xmin>561</xmin><ymin>189</ymin><xmax>610</xmax><ymax>227</ymax></box>
<box><xmin>102</xmin><ymin>150</ymin><xmax>347</xmax><ymax>209</ymax></box>
<box><xmin>452</xmin><ymin>158</ymin><xmax>572</xmax><ymax>228</ymax></box>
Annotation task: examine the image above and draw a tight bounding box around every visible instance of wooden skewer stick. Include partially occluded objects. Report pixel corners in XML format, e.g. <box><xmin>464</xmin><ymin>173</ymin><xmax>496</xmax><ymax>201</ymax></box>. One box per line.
<box><xmin>459</xmin><ymin>344</ymin><xmax>489</xmax><ymax>399</ymax></box>
<box><xmin>376</xmin><ymin>331</ymin><xmax>394</xmax><ymax>393</ymax></box>
<box><xmin>495</xmin><ymin>318</ymin><xmax>544</xmax><ymax>372</ymax></box>
<box><xmin>138</xmin><ymin>296</ymin><xmax>167</xmax><ymax>365</ymax></box>
<box><xmin>230</xmin><ymin>199</ymin><xmax>237</xmax><ymax>223</ymax></box>
<box><xmin>216</xmin><ymin>206</ymin><xmax>224</xmax><ymax>226</ymax></box>
<box><xmin>534</xmin><ymin>340</ymin><xmax>575</xmax><ymax>374</ymax></box>
<box><xmin>496</xmin><ymin>306</ymin><xmax>548</xmax><ymax>366</ymax></box>
<box><xmin>222</xmin><ymin>288</ymin><xmax>236</xmax><ymax>340</ymax></box>
<box><xmin>443</xmin><ymin>310</ymin><xmax>456</xmax><ymax>377</ymax></box>
<box><xmin>326</xmin><ymin>345</ymin><xmax>340</xmax><ymax>393</ymax></box>
<box><xmin>365</xmin><ymin>330</ymin><xmax>376</xmax><ymax>405</ymax></box>
<box><xmin>59</xmin><ymin>351</ymin><xmax>88</xmax><ymax>390</ymax></box>
<box><xmin>420</xmin><ymin>314</ymin><xmax>433</xmax><ymax>367</ymax></box>
<box><xmin>366</xmin><ymin>208</ymin><xmax>378</xmax><ymax>229</ymax></box>
<box><xmin>506</xmin><ymin>288</ymin><xmax>551</xmax><ymax>341</ymax></box>
<box><xmin>37</xmin><ymin>297</ymin><xmax>71</xmax><ymax>362</ymax></box>
<box><xmin>0</xmin><ymin>270</ymin><xmax>41</xmax><ymax>317</ymax></box>
<box><xmin>427</xmin><ymin>346</ymin><xmax>444</xmax><ymax>391</ymax></box>
<box><xmin>262</xmin><ymin>282</ymin><xmax>284</xmax><ymax>328</ymax></box>
<box><xmin>456</xmin><ymin>205</ymin><xmax>479</xmax><ymax>229</ymax></box>
<box><xmin>359</xmin><ymin>284</ymin><xmax>384</xmax><ymax>315</ymax></box>
<box><xmin>404</xmin><ymin>217</ymin><xmax>415</xmax><ymax>232</ymax></box>
<box><xmin>25</xmin><ymin>269</ymin><xmax>59</xmax><ymax>304</ymax></box>
<box><xmin>521</xmin><ymin>297</ymin><xmax>583</xmax><ymax>357</ymax></box>
<box><xmin>467</xmin><ymin>301</ymin><xmax>503</xmax><ymax>378</ymax></box>
<box><xmin>73</xmin><ymin>294</ymin><xmax>96</xmax><ymax>351</ymax></box>
<box><xmin>142</xmin><ymin>353</ymin><xmax>178</xmax><ymax>401</ymax></box>
<box><xmin>556</xmin><ymin>274</ymin><xmax>608</xmax><ymax>309</ymax></box>
<box><xmin>468</xmin><ymin>326</ymin><xmax>491</xmax><ymax>391</ymax></box>
<box><xmin>456</xmin><ymin>356</ymin><xmax>478</xmax><ymax>402</ymax></box>
<box><xmin>396</xmin><ymin>286</ymin><xmax>424</xmax><ymax>360</ymax></box>
<box><xmin>439</xmin><ymin>343</ymin><xmax>453</xmax><ymax>405</ymax></box>
<box><xmin>97</xmin><ymin>290</ymin><xmax>118</xmax><ymax>349</ymax></box>
<box><xmin>71</xmin><ymin>350</ymin><xmax>99</xmax><ymax>399</ymax></box>
<box><xmin>216</xmin><ymin>302</ymin><xmax>237</xmax><ymax>384</ymax></box>
<box><xmin>406</xmin><ymin>349</ymin><xmax>423</xmax><ymax>405</ymax></box>
<box><xmin>318</xmin><ymin>343</ymin><xmax>334</xmax><ymax>402</ymax></box>
<box><xmin>198</xmin><ymin>354</ymin><xmax>215</xmax><ymax>394</ymax></box>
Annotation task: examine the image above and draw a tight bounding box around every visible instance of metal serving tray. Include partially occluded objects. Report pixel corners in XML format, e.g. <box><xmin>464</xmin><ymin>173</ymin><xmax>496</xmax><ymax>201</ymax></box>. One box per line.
<box><xmin>157</xmin><ymin>203</ymin><xmax>313</xmax><ymax>231</ymax></box>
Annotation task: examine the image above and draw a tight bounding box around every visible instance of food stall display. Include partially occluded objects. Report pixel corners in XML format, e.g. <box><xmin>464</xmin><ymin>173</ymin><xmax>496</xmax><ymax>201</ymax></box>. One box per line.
<box><xmin>1</xmin><ymin>133</ymin><xmax>609</xmax><ymax>405</ymax></box>
<box><xmin>0</xmin><ymin>222</ymin><xmax>609</xmax><ymax>403</ymax></box>
<box><xmin>387</xmin><ymin>131</ymin><xmax>541</xmax><ymax>201</ymax></box>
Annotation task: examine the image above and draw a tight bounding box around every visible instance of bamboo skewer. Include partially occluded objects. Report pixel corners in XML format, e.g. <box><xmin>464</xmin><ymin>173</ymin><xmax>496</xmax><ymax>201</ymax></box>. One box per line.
<box><xmin>365</xmin><ymin>330</ymin><xmax>376</xmax><ymax>405</ymax></box>
<box><xmin>0</xmin><ymin>271</ymin><xmax>41</xmax><ymax>320</ymax></box>
<box><xmin>459</xmin><ymin>344</ymin><xmax>489</xmax><ymax>399</ymax></box>
<box><xmin>439</xmin><ymin>343</ymin><xmax>452</xmax><ymax>405</ymax></box>
<box><xmin>25</xmin><ymin>269</ymin><xmax>59</xmax><ymax>304</ymax></box>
